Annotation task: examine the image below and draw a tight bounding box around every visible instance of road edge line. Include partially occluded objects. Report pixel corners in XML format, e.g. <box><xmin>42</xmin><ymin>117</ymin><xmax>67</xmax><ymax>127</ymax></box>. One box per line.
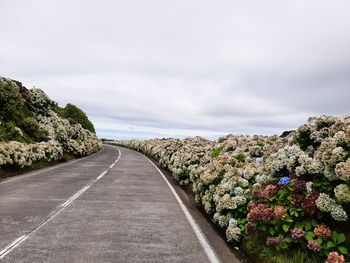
<box><xmin>145</xmin><ymin>156</ymin><xmax>221</xmax><ymax>263</ymax></box>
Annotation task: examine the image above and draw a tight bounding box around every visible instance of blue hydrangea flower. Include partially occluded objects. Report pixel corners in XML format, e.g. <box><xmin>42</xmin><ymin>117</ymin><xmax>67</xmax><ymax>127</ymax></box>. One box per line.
<box><xmin>278</xmin><ymin>177</ymin><xmax>291</xmax><ymax>185</ymax></box>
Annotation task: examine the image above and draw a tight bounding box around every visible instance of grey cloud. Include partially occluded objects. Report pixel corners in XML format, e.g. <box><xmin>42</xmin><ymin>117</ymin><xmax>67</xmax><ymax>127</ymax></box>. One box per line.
<box><xmin>0</xmin><ymin>0</ymin><xmax>349</xmax><ymax>139</ymax></box>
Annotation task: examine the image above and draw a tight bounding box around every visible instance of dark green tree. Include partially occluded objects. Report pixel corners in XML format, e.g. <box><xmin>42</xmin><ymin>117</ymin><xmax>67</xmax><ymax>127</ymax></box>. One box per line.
<box><xmin>0</xmin><ymin>80</ymin><xmax>25</xmax><ymax>122</ymax></box>
<box><xmin>63</xmin><ymin>103</ymin><xmax>96</xmax><ymax>133</ymax></box>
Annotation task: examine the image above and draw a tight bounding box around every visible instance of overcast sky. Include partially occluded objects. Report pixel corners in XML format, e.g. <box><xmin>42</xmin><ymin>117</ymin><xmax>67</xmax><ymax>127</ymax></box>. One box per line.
<box><xmin>1</xmin><ymin>0</ymin><xmax>349</xmax><ymax>139</ymax></box>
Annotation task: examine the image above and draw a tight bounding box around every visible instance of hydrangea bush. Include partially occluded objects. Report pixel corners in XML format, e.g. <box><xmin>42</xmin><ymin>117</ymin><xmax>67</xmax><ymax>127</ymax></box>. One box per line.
<box><xmin>0</xmin><ymin>140</ymin><xmax>63</xmax><ymax>168</ymax></box>
<box><xmin>38</xmin><ymin>110</ymin><xmax>101</xmax><ymax>157</ymax></box>
<box><xmin>0</xmin><ymin>77</ymin><xmax>102</xmax><ymax>172</ymax></box>
<box><xmin>112</xmin><ymin>115</ymin><xmax>349</xmax><ymax>262</ymax></box>
<box><xmin>248</xmin><ymin>116</ymin><xmax>350</xmax><ymax>261</ymax></box>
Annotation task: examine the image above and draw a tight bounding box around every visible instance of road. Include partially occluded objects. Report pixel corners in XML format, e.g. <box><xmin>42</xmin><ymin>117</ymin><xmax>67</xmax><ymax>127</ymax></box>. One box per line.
<box><xmin>0</xmin><ymin>145</ymin><xmax>241</xmax><ymax>263</ymax></box>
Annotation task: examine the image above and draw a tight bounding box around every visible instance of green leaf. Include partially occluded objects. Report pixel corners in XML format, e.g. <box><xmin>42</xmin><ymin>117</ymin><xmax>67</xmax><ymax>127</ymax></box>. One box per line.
<box><xmin>305</xmin><ymin>222</ymin><xmax>312</xmax><ymax>231</ymax></box>
<box><xmin>295</xmin><ymin>222</ymin><xmax>302</xmax><ymax>228</ymax></box>
<box><xmin>337</xmin><ymin>233</ymin><xmax>346</xmax><ymax>244</ymax></box>
<box><xmin>338</xmin><ymin>246</ymin><xmax>348</xmax><ymax>255</ymax></box>
<box><xmin>327</xmin><ymin>241</ymin><xmax>336</xmax><ymax>249</ymax></box>
<box><xmin>283</xmin><ymin>224</ymin><xmax>289</xmax><ymax>232</ymax></box>
<box><xmin>316</xmin><ymin>237</ymin><xmax>323</xmax><ymax>245</ymax></box>
<box><xmin>305</xmin><ymin>231</ymin><xmax>315</xmax><ymax>241</ymax></box>
<box><xmin>285</xmin><ymin>237</ymin><xmax>293</xmax><ymax>243</ymax></box>
<box><xmin>332</xmin><ymin>232</ymin><xmax>338</xmax><ymax>243</ymax></box>
<box><xmin>280</xmin><ymin>243</ymin><xmax>289</xmax><ymax>249</ymax></box>
<box><xmin>285</xmin><ymin>218</ymin><xmax>294</xmax><ymax>223</ymax></box>
<box><xmin>211</xmin><ymin>149</ymin><xmax>220</xmax><ymax>158</ymax></box>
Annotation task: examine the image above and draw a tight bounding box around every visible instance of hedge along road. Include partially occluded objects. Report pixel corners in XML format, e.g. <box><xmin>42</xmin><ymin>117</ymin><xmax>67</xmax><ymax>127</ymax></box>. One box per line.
<box><xmin>0</xmin><ymin>145</ymin><xmax>241</xmax><ymax>263</ymax></box>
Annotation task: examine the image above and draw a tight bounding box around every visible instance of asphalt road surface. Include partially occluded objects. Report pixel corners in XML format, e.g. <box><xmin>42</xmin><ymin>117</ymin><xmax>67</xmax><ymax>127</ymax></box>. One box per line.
<box><xmin>0</xmin><ymin>145</ymin><xmax>241</xmax><ymax>263</ymax></box>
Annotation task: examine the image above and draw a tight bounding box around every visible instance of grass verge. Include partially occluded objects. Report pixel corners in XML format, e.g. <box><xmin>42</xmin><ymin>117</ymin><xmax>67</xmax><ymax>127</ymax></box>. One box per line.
<box><xmin>243</xmin><ymin>236</ymin><xmax>322</xmax><ymax>263</ymax></box>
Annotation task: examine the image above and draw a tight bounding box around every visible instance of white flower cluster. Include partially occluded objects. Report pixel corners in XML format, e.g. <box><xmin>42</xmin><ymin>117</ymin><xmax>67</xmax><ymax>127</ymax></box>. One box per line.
<box><xmin>28</xmin><ymin>88</ymin><xmax>101</xmax><ymax>157</ymax></box>
<box><xmin>213</xmin><ymin>211</ymin><xmax>233</xmax><ymax>227</ymax></box>
<box><xmin>195</xmin><ymin>135</ymin><xmax>282</xmax><ymax>219</ymax></box>
<box><xmin>226</xmin><ymin>218</ymin><xmax>242</xmax><ymax>242</ymax></box>
<box><xmin>38</xmin><ymin>110</ymin><xmax>101</xmax><ymax>157</ymax></box>
<box><xmin>315</xmin><ymin>193</ymin><xmax>348</xmax><ymax>221</ymax></box>
<box><xmin>0</xmin><ymin>87</ymin><xmax>101</xmax><ymax>171</ymax></box>
<box><xmin>265</xmin><ymin>115</ymin><xmax>350</xmax><ymax>221</ymax></box>
<box><xmin>0</xmin><ymin>140</ymin><xmax>63</xmax><ymax>168</ymax></box>
<box><xmin>334</xmin><ymin>184</ymin><xmax>350</xmax><ymax>203</ymax></box>
<box><xmin>29</xmin><ymin>88</ymin><xmax>56</xmax><ymax>115</ymax></box>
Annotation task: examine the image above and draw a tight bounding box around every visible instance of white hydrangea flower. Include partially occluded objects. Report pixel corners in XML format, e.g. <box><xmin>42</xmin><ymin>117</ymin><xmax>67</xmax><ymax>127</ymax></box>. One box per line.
<box><xmin>316</xmin><ymin>193</ymin><xmax>336</xmax><ymax>212</ymax></box>
<box><xmin>334</xmin><ymin>184</ymin><xmax>350</xmax><ymax>203</ymax></box>
<box><xmin>255</xmin><ymin>174</ymin><xmax>271</xmax><ymax>185</ymax></box>
<box><xmin>233</xmin><ymin>187</ymin><xmax>244</xmax><ymax>196</ymax></box>
<box><xmin>330</xmin><ymin>204</ymin><xmax>348</xmax><ymax>221</ymax></box>
<box><xmin>226</xmin><ymin>218</ymin><xmax>241</xmax><ymax>242</ymax></box>
<box><xmin>335</xmin><ymin>161</ymin><xmax>350</xmax><ymax>182</ymax></box>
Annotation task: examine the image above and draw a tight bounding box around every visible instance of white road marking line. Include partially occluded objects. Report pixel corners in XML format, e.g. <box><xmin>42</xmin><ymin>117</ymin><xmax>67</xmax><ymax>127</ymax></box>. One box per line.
<box><xmin>60</xmin><ymin>186</ymin><xmax>89</xmax><ymax>207</ymax></box>
<box><xmin>0</xmin><ymin>235</ymin><xmax>27</xmax><ymax>259</ymax></box>
<box><xmin>61</xmin><ymin>185</ymin><xmax>90</xmax><ymax>208</ymax></box>
<box><xmin>0</xmin><ymin>147</ymin><xmax>122</xmax><ymax>259</ymax></box>
<box><xmin>145</xmin><ymin>157</ymin><xmax>221</xmax><ymax>263</ymax></box>
<box><xmin>109</xmin><ymin>148</ymin><xmax>122</xmax><ymax>169</ymax></box>
<box><xmin>96</xmin><ymin>170</ymin><xmax>108</xmax><ymax>181</ymax></box>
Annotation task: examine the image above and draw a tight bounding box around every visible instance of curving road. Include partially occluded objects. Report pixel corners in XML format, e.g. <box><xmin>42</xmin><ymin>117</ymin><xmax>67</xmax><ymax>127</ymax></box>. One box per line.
<box><xmin>0</xmin><ymin>145</ymin><xmax>240</xmax><ymax>263</ymax></box>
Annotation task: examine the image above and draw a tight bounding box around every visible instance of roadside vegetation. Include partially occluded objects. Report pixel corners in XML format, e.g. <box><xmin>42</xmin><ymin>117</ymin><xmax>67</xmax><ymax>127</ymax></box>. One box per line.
<box><xmin>111</xmin><ymin>115</ymin><xmax>350</xmax><ymax>263</ymax></box>
<box><xmin>56</xmin><ymin>103</ymin><xmax>96</xmax><ymax>133</ymax></box>
<box><xmin>0</xmin><ymin>77</ymin><xmax>101</xmax><ymax>178</ymax></box>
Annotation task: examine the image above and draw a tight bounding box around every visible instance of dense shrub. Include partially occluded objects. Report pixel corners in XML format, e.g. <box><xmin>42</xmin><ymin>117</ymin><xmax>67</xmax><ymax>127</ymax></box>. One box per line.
<box><xmin>0</xmin><ymin>140</ymin><xmax>63</xmax><ymax>168</ymax></box>
<box><xmin>19</xmin><ymin>117</ymin><xmax>48</xmax><ymax>142</ymax></box>
<box><xmin>0</xmin><ymin>79</ymin><xmax>25</xmax><ymax>122</ymax></box>
<box><xmin>248</xmin><ymin>116</ymin><xmax>350</xmax><ymax>259</ymax></box>
<box><xmin>60</xmin><ymin>103</ymin><xmax>96</xmax><ymax>133</ymax></box>
<box><xmin>38</xmin><ymin>110</ymin><xmax>101</xmax><ymax>156</ymax></box>
<box><xmin>0</xmin><ymin>122</ymin><xmax>26</xmax><ymax>142</ymax></box>
<box><xmin>0</xmin><ymin>77</ymin><xmax>101</xmax><ymax>170</ymax></box>
<box><xmin>28</xmin><ymin>88</ymin><xmax>57</xmax><ymax>116</ymax></box>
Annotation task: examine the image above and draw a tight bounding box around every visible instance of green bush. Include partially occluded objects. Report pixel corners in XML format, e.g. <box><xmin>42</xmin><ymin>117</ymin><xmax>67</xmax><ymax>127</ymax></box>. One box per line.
<box><xmin>0</xmin><ymin>80</ymin><xmax>25</xmax><ymax>122</ymax></box>
<box><xmin>0</xmin><ymin>122</ymin><xmax>32</xmax><ymax>143</ymax></box>
<box><xmin>61</xmin><ymin>103</ymin><xmax>96</xmax><ymax>133</ymax></box>
<box><xmin>211</xmin><ymin>149</ymin><xmax>220</xmax><ymax>158</ymax></box>
<box><xmin>19</xmin><ymin>117</ymin><xmax>48</xmax><ymax>142</ymax></box>
<box><xmin>0</xmin><ymin>80</ymin><xmax>50</xmax><ymax>143</ymax></box>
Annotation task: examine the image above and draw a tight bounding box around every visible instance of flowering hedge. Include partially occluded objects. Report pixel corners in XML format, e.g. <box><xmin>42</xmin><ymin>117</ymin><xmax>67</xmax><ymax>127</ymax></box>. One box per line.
<box><xmin>0</xmin><ymin>77</ymin><xmax>102</xmax><ymax>171</ymax></box>
<box><xmin>37</xmin><ymin>110</ymin><xmax>101</xmax><ymax>157</ymax></box>
<box><xmin>0</xmin><ymin>140</ymin><xmax>63</xmax><ymax>168</ymax></box>
<box><xmin>111</xmin><ymin>115</ymin><xmax>349</xmax><ymax>263</ymax></box>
